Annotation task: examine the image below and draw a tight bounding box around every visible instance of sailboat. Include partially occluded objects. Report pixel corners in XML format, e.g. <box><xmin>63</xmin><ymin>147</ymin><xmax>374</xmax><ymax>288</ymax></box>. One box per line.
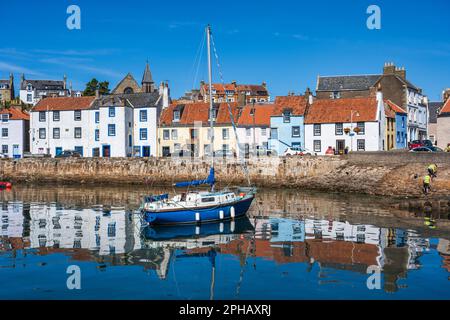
<box><xmin>141</xmin><ymin>25</ymin><xmax>256</xmax><ymax>225</ymax></box>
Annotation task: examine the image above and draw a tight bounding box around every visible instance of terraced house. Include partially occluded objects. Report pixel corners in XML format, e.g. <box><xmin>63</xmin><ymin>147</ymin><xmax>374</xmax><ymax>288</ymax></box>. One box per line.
<box><xmin>158</xmin><ymin>102</ymin><xmax>239</xmax><ymax>157</ymax></box>
<box><xmin>20</xmin><ymin>74</ymin><xmax>69</xmax><ymax>106</ymax></box>
<box><xmin>304</xmin><ymin>93</ymin><xmax>386</xmax><ymax>155</ymax></box>
<box><xmin>199</xmin><ymin>81</ymin><xmax>269</xmax><ymax>104</ymax></box>
<box><xmin>0</xmin><ymin>74</ymin><xmax>14</xmax><ymax>104</ymax></box>
<box><xmin>0</xmin><ymin>107</ymin><xmax>29</xmax><ymax>158</ymax></box>
<box><xmin>268</xmin><ymin>93</ymin><xmax>310</xmax><ymax>155</ymax></box>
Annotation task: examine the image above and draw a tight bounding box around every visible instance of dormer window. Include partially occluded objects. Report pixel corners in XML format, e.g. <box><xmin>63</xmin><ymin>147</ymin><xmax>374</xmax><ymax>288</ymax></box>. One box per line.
<box><xmin>173</xmin><ymin>110</ymin><xmax>180</xmax><ymax>122</ymax></box>
<box><xmin>1</xmin><ymin>114</ymin><xmax>9</xmax><ymax>123</ymax></box>
<box><xmin>283</xmin><ymin>110</ymin><xmax>291</xmax><ymax>123</ymax></box>
<box><xmin>331</xmin><ymin>91</ymin><xmax>341</xmax><ymax>99</ymax></box>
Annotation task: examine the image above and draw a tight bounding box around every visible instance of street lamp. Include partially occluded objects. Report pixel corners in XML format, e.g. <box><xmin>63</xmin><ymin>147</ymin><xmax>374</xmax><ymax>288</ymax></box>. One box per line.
<box><xmin>350</xmin><ymin>110</ymin><xmax>360</xmax><ymax>152</ymax></box>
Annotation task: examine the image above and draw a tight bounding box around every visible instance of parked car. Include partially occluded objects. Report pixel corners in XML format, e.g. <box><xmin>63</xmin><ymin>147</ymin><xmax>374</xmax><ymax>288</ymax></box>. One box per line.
<box><xmin>283</xmin><ymin>147</ymin><xmax>315</xmax><ymax>156</ymax></box>
<box><xmin>23</xmin><ymin>152</ymin><xmax>51</xmax><ymax>158</ymax></box>
<box><xmin>55</xmin><ymin>150</ymin><xmax>82</xmax><ymax>158</ymax></box>
<box><xmin>0</xmin><ymin>153</ymin><xmax>8</xmax><ymax>159</ymax></box>
<box><xmin>408</xmin><ymin>139</ymin><xmax>433</xmax><ymax>150</ymax></box>
<box><xmin>213</xmin><ymin>150</ymin><xmax>236</xmax><ymax>158</ymax></box>
<box><xmin>410</xmin><ymin>146</ymin><xmax>443</xmax><ymax>153</ymax></box>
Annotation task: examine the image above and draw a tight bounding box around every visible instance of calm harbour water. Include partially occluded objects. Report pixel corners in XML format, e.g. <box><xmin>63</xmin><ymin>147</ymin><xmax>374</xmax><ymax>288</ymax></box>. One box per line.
<box><xmin>0</xmin><ymin>185</ymin><xmax>449</xmax><ymax>300</ymax></box>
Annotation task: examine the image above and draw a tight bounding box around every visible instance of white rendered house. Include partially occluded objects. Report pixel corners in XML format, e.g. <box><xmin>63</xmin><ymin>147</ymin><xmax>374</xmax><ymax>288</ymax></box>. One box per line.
<box><xmin>304</xmin><ymin>93</ymin><xmax>386</xmax><ymax>154</ymax></box>
<box><xmin>0</xmin><ymin>107</ymin><xmax>30</xmax><ymax>158</ymax></box>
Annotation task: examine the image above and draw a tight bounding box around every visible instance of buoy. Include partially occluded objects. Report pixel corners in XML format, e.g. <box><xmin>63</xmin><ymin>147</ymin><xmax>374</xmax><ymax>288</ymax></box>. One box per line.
<box><xmin>230</xmin><ymin>206</ymin><xmax>235</xmax><ymax>219</ymax></box>
<box><xmin>219</xmin><ymin>210</ymin><xmax>224</xmax><ymax>220</ymax></box>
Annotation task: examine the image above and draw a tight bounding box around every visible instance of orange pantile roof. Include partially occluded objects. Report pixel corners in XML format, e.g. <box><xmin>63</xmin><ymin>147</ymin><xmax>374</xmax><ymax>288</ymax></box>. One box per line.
<box><xmin>160</xmin><ymin>102</ymin><xmax>240</xmax><ymax>126</ymax></box>
<box><xmin>439</xmin><ymin>98</ymin><xmax>450</xmax><ymax>115</ymax></box>
<box><xmin>385</xmin><ymin>100</ymin><xmax>407</xmax><ymax>114</ymax></box>
<box><xmin>305</xmin><ymin>97</ymin><xmax>378</xmax><ymax>124</ymax></box>
<box><xmin>33</xmin><ymin>96</ymin><xmax>96</xmax><ymax>111</ymax></box>
<box><xmin>0</xmin><ymin>108</ymin><xmax>30</xmax><ymax>120</ymax></box>
<box><xmin>202</xmin><ymin>83</ymin><xmax>268</xmax><ymax>95</ymax></box>
<box><xmin>384</xmin><ymin>104</ymin><xmax>396</xmax><ymax>118</ymax></box>
<box><xmin>273</xmin><ymin>95</ymin><xmax>308</xmax><ymax>116</ymax></box>
<box><xmin>237</xmin><ymin>103</ymin><xmax>276</xmax><ymax>127</ymax></box>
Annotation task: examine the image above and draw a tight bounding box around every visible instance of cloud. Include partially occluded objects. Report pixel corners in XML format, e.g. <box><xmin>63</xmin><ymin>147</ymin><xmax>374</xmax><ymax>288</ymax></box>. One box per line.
<box><xmin>0</xmin><ymin>61</ymin><xmax>44</xmax><ymax>76</ymax></box>
<box><xmin>39</xmin><ymin>57</ymin><xmax>122</xmax><ymax>78</ymax></box>
<box><xmin>33</xmin><ymin>49</ymin><xmax>120</xmax><ymax>56</ymax></box>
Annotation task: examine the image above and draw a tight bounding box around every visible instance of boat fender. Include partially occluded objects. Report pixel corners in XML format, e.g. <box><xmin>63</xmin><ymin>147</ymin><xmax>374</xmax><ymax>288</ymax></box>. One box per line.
<box><xmin>195</xmin><ymin>226</ymin><xmax>200</xmax><ymax>235</ymax></box>
<box><xmin>220</xmin><ymin>222</ymin><xmax>224</xmax><ymax>233</ymax></box>
<box><xmin>219</xmin><ymin>210</ymin><xmax>224</xmax><ymax>220</ymax></box>
<box><xmin>195</xmin><ymin>212</ymin><xmax>200</xmax><ymax>222</ymax></box>
<box><xmin>231</xmin><ymin>220</ymin><xmax>235</xmax><ymax>232</ymax></box>
<box><xmin>230</xmin><ymin>206</ymin><xmax>235</xmax><ymax>219</ymax></box>
<box><xmin>239</xmin><ymin>193</ymin><xmax>245</xmax><ymax>197</ymax></box>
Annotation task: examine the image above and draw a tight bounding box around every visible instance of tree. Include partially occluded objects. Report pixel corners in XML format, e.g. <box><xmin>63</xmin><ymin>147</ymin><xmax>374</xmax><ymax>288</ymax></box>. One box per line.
<box><xmin>83</xmin><ymin>78</ymin><xmax>110</xmax><ymax>96</ymax></box>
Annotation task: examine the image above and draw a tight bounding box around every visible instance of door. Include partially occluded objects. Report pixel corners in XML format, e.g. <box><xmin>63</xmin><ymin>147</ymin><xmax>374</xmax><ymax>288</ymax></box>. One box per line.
<box><xmin>74</xmin><ymin>146</ymin><xmax>83</xmax><ymax>157</ymax></box>
<box><xmin>102</xmin><ymin>145</ymin><xmax>111</xmax><ymax>158</ymax></box>
<box><xmin>142</xmin><ymin>146</ymin><xmax>150</xmax><ymax>157</ymax></box>
<box><xmin>13</xmin><ymin>145</ymin><xmax>20</xmax><ymax>158</ymax></box>
<box><xmin>92</xmin><ymin>148</ymin><xmax>100</xmax><ymax>157</ymax></box>
<box><xmin>162</xmin><ymin>146</ymin><xmax>170</xmax><ymax>157</ymax></box>
<box><xmin>336</xmin><ymin>140</ymin><xmax>345</xmax><ymax>154</ymax></box>
<box><xmin>55</xmin><ymin>147</ymin><xmax>63</xmax><ymax>156</ymax></box>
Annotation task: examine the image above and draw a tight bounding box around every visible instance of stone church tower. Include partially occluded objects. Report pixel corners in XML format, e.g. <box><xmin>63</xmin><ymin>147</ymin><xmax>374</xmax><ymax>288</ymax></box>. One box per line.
<box><xmin>142</xmin><ymin>62</ymin><xmax>155</xmax><ymax>93</ymax></box>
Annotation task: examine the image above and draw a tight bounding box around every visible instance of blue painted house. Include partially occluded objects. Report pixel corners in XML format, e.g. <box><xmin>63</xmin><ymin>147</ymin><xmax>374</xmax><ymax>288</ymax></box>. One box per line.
<box><xmin>386</xmin><ymin>100</ymin><xmax>408</xmax><ymax>149</ymax></box>
<box><xmin>268</xmin><ymin>95</ymin><xmax>309</xmax><ymax>155</ymax></box>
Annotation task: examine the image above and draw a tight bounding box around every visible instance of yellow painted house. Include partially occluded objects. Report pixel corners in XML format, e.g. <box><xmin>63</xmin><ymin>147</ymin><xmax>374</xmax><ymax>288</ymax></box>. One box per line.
<box><xmin>384</xmin><ymin>102</ymin><xmax>396</xmax><ymax>150</ymax></box>
<box><xmin>158</xmin><ymin>102</ymin><xmax>240</xmax><ymax>157</ymax></box>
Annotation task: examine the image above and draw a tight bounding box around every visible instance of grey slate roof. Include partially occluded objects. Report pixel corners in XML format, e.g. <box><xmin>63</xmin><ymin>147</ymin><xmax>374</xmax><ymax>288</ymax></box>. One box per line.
<box><xmin>428</xmin><ymin>102</ymin><xmax>443</xmax><ymax>123</ymax></box>
<box><xmin>142</xmin><ymin>63</ymin><xmax>153</xmax><ymax>84</ymax></box>
<box><xmin>92</xmin><ymin>92</ymin><xmax>162</xmax><ymax>109</ymax></box>
<box><xmin>21</xmin><ymin>80</ymin><xmax>65</xmax><ymax>91</ymax></box>
<box><xmin>317</xmin><ymin>75</ymin><xmax>381</xmax><ymax>91</ymax></box>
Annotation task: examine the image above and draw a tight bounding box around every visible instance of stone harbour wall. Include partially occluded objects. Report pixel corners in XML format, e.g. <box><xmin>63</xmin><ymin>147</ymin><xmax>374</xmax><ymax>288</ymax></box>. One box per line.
<box><xmin>0</xmin><ymin>152</ymin><xmax>449</xmax><ymax>198</ymax></box>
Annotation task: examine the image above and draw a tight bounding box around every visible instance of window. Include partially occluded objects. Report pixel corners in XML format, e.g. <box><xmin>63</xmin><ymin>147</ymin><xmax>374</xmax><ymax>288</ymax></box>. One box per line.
<box><xmin>1</xmin><ymin>128</ymin><xmax>8</xmax><ymax>138</ymax></box>
<box><xmin>270</xmin><ymin>128</ymin><xmax>278</xmax><ymax>139</ymax></box>
<box><xmin>1</xmin><ymin>114</ymin><xmax>9</xmax><ymax>123</ymax></box>
<box><xmin>95</xmin><ymin>111</ymin><xmax>100</xmax><ymax>123</ymax></box>
<box><xmin>357</xmin><ymin>139</ymin><xmax>365</xmax><ymax>151</ymax></box>
<box><xmin>222</xmin><ymin>144</ymin><xmax>229</xmax><ymax>152</ymax></box>
<box><xmin>53</xmin><ymin>111</ymin><xmax>60</xmax><ymax>122</ymax></box>
<box><xmin>331</xmin><ymin>91</ymin><xmax>341</xmax><ymax>99</ymax></box>
<box><xmin>313</xmin><ymin>124</ymin><xmax>321</xmax><ymax>136</ymax></box>
<box><xmin>26</xmin><ymin>84</ymin><xmax>32</xmax><ymax>91</ymax></box>
<box><xmin>335</xmin><ymin>123</ymin><xmax>343</xmax><ymax>135</ymax></box>
<box><xmin>74</xmin><ymin>127</ymin><xmax>82</xmax><ymax>139</ymax></box>
<box><xmin>140</xmin><ymin>128</ymin><xmax>148</xmax><ymax>140</ymax></box>
<box><xmin>246</xmin><ymin>128</ymin><xmax>251</xmax><ymax>137</ymax></box>
<box><xmin>108</xmin><ymin>124</ymin><xmax>116</xmax><ymax>136</ymax></box>
<box><xmin>207</xmin><ymin>128</ymin><xmax>212</xmax><ymax>140</ymax></box>
<box><xmin>74</xmin><ymin>146</ymin><xmax>83</xmax><ymax>157</ymax></box>
<box><xmin>39</xmin><ymin>128</ymin><xmax>46</xmax><ymax>139</ymax></box>
<box><xmin>357</xmin><ymin>122</ymin><xmax>365</xmax><ymax>135</ymax></box>
<box><xmin>140</xmin><ymin>110</ymin><xmax>147</xmax><ymax>122</ymax></box>
<box><xmin>171</xmin><ymin>129</ymin><xmax>178</xmax><ymax>140</ymax></box>
<box><xmin>163</xmin><ymin>129</ymin><xmax>170</xmax><ymax>140</ymax></box>
<box><xmin>39</xmin><ymin>111</ymin><xmax>46</xmax><ymax>122</ymax></box>
<box><xmin>222</xmin><ymin>128</ymin><xmax>229</xmax><ymax>140</ymax></box>
<box><xmin>313</xmin><ymin>140</ymin><xmax>321</xmax><ymax>153</ymax></box>
<box><xmin>173</xmin><ymin>110</ymin><xmax>180</xmax><ymax>122</ymax></box>
<box><xmin>209</xmin><ymin>109</ymin><xmax>218</xmax><ymax>121</ymax></box>
<box><xmin>191</xmin><ymin>129</ymin><xmax>198</xmax><ymax>139</ymax></box>
<box><xmin>402</xmin><ymin>117</ymin><xmax>405</xmax><ymax>128</ymax></box>
<box><xmin>2</xmin><ymin>145</ymin><xmax>7</xmax><ymax>154</ymax></box>
<box><xmin>74</xmin><ymin>110</ymin><xmax>81</xmax><ymax>121</ymax></box>
<box><xmin>53</xmin><ymin>128</ymin><xmax>60</xmax><ymax>139</ymax></box>
<box><xmin>292</xmin><ymin>126</ymin><xmax>300</xmax><ymax>137</ymax></box>
<box><xmin>261</xmin><ymin>128</ymin><xmax>267</xmax><ymax>136</ymax></box>
<box><xmin>174</xmin><ymin>143</ymin><xmax>181</xmax><ymax>152</ymax></box>
<box><xmin>283</xmin><ymin>111</ymin><xmax>291</xmax><ymax>123</ymax></box>
<box><xmin>27</xmin><ymin>94</ymin><xmax>32</xmax><ymax>102</ymax></box>
<box><xmin>95</xmin><ymin>129</ymin><xmax>100</xmax><ymax>141</ymax></box>
<box><xmin>109</xmin><ymin>107</ymin><xmax>115</xmax><ymax>117</ymax></box>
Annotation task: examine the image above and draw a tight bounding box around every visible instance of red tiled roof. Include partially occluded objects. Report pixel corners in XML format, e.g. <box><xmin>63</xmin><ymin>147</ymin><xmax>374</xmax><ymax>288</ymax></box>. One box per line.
<box><xmin>273</xmin><ymin>95</ymin><xmax>308</xmax><ymax>116</ymax></box>
<box><xmin>385</xmin><ymin>99</ymin><xmax>407</xmax><ymax>114</ymax></box>
<box><xmin>440</xmin><ymin>98</ymin><xmax>450</xmax><ymax>115</ymax></box>
<box><xmin>305</xmin><ymin>97</ymin><xmax>378</xmax><ymax>124</ymax></box>
<box><xmin>160</xmin><ymin>102</ymin><xmax>240</xmax><ymax>126</ymax></box>
<box><xmin>0</xmin><ymin>107</ymin><xmax>30</xmax><ymax>120</ymax></box>
<box><xmin>237</xmin><ymin>103</ymin><xmax>276</xmax><ymax>127</ymax></box>
<box><xmin>384</xmin><ymin>104</ymin><xmax>396</xmax><ymax>118</ymax></box>
<box><xmin>33</xmin><ymin>96</ymin><xmax>96</xmax><ymax>111</ymax></box>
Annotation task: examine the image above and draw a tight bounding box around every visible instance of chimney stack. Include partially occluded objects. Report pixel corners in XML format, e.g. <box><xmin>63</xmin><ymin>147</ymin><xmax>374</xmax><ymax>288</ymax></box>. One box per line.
<box><xmin>95</xmin><ymin>89</ymin><xmax>100</xmax><ymax>99</ymax></box>
<box><xmin>395</xmin><ymin>66</ymin><xmax>406</xmax><ymax>80</ymax></box>
<box><xmin>383</xmin><ymin>62</ymin><xmax>396</xmax><ymax>75</ymax></box>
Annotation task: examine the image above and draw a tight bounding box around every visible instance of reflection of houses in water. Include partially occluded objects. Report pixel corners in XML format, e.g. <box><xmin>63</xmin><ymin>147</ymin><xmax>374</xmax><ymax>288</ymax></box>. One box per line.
<box><xmin>28</xmin><ymin>204</ymin><xmax>139</xmax><ymax>256</ymax></box>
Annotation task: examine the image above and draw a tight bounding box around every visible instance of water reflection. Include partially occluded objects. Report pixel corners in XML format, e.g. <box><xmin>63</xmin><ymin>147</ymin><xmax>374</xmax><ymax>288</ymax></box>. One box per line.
<box><xmin>0</xmin><ymin>191</ymin><xmax>449</xmax><ymax>299</ymax></box>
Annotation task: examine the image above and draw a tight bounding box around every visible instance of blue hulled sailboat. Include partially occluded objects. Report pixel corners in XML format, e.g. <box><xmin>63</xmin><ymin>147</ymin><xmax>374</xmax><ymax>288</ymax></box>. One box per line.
<box><xmin>141</xmin><ymin>25</ymin><xmax>256</xmax><ymax>225</ymax></box>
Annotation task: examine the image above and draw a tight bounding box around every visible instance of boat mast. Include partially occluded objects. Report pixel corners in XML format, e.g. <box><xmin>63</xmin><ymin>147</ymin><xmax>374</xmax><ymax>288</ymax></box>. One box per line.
<box><xmin>207</xmin><ymin>25</ymin><xmax>214</xmax><ymax>168</ymax></box>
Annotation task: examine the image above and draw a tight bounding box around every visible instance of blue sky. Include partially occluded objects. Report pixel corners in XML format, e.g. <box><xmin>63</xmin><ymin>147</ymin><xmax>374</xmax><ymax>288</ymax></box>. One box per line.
<box><xmin>1</xmin><ymin>0</ymin><xmax>449</xmax><ymax>100</ymax></box>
